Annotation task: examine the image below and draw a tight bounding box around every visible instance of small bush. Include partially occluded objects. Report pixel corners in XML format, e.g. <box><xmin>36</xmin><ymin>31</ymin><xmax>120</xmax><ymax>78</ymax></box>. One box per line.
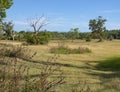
<box><xmin>108</xmin><ymin>35</ymin><xmax>114</xmax><ymax>41</ymax></box>
<box><xmin>26</xmin><ymin>33</ymin><xmax>50</xmax><ymax>45</ymax></box>
<box><xmin>86</xmin><ymin>35</ymin><xmax>91</xmax><ymax>42</ymax></box>
<box><xmin>50</xmin><ymin>46</ymin><xmax>91</xmax><ymax>54</ymax></box>
<box><xmin>26</xmin><ymin>34</ymin><xmax>40</xmax><ymax>45</ymax></box>
<box><xmin>51</xmin><ymin>46</ymin><xmax>70</xmax><ymax>54</ymax></box>
<box><xmin>0</xmin><ymin>45</ymin><xmax>34</xmax><ymax>59</ymax></box>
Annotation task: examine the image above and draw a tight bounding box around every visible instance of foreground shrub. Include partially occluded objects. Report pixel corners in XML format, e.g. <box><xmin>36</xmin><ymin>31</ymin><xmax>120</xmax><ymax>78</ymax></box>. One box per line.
<box><xmin>50</xmin><ymin>46</ymin><xmax>91</xmax><ymax>54</ymax></box>
<box><xmin>0</xmin><ymin>45</ymin><xmax>64</xmax><ymax>92</ymax></box>
<box><xmin>0</xmin><ymin>45</ymin><xmax>34</xmax><ymax>59</ymax></box>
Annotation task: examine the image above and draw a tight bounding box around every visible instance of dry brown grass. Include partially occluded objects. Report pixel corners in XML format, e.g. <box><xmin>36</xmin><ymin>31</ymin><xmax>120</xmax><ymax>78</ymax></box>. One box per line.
<box><xmin>0</xmin><ymin>39</ymin><xmax>120</xmax><ymax>92</ymax></box>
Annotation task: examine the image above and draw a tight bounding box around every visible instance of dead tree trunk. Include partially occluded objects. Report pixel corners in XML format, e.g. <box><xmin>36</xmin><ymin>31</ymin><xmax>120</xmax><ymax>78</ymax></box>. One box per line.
<box><xmin>28</xmin><ymin>16</ymin><xmax>48</xmax><ymax>34</ymax></box>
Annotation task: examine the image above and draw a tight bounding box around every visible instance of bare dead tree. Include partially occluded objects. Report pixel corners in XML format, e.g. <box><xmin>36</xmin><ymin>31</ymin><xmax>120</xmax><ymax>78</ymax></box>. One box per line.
<box><xmin>28</xmin><ymin>16</ymin><xmax>48</xmax><ymax>34</ymax></box>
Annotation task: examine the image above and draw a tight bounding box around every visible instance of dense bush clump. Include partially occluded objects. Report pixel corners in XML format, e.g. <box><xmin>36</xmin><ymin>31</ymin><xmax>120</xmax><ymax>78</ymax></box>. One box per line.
<box><xmin>50</xmin><ymin>46</ymin><xmax>91</xmax><ymax>54</ymax></box>
<box><xmin>86</xmin><ymin>35</ymin><xmax>91</xmax><ymax>42</ymax></box>
<box><xmin>25</xmin><ymin>31</ymin><xmax>52</xmax><ymax>45</ymax></box>
<box><xmin>26</xmin><ymin>34</ymin><xmax>48</xmax><ymax>45</ymax></box>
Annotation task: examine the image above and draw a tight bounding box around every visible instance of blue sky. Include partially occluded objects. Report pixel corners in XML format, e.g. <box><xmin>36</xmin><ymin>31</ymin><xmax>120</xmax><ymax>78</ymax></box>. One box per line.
<box><xmin>5</xmin><ymin>0</ymin><xmax>120</xmax><ymax>32</ymax></box>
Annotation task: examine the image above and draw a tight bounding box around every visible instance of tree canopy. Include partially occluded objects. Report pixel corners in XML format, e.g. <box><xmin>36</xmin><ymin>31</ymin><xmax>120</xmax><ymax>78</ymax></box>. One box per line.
<box><xmin>89</xmin><ymin>16</ymin><xmax>107</xmax><ymax>41</ymax></box>
<box><xmin>67</xmin><ymin>28</ymin><xmax>80</xmax><ymax>41</ymax></box>
<box><xmin>0</xmin><ymin>0</ymin><xmax>13</xmax><ymax>22</ymax></box>
<box><xmin>2</xmin><ymin>21</ymin><xmax>15</xmax><ymax>40</ymax></box>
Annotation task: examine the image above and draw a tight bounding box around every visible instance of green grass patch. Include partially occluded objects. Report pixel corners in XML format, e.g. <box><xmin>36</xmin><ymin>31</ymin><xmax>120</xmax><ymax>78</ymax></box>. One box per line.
<box><xmin>96</xmin><ymin>57</ymin><xmax>120</xmax><ymax>71</ymax></box>
<box><xmin>50</xmin><ymin>46</ymin><xmax>91</xmax><ymax>54</ymax></box>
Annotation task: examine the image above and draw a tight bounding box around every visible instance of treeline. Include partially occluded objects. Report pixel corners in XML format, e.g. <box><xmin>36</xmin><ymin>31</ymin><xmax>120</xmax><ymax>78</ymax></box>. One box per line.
<box><xmin>0</xmin><ymin>25</ymin><xmax>120</xmax><ymax>45</ymax></box>
<box><xmin>2</xmin><ymin>29</ymin><xmax>119</xmax><ymax>41</ymax></box>
<box><xmin>0</xmin><ymin>16</ymin><xmax>120</xmax><ymax>45</ymax></box>
<box><xmin>106</xmin><ymin>29</ymin><xmax>120</xmax><ymax>39</ymax></box>
<box><xmin>52</xmin><ymin>30</ymin><xmax>120</xmax><ymax>40</ymax></box>
<box><xmin>1</xmin><ymin>29</ymin><xmax>120</xmax><ymax>41</ymax></box>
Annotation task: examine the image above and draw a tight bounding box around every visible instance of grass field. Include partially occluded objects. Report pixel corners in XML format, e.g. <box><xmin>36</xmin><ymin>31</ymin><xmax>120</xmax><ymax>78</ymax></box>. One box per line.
<box><xmin>0</xmin><ymin>39</ymin><xmax>120</xmax><ymax>92</ymax></box>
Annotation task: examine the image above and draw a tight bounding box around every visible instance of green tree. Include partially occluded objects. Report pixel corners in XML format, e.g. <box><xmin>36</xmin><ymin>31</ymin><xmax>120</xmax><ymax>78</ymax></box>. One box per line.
<box><xmin>89</xmin><ymin>16</ymin><xmax>107</xmax><ymax>42</ymax></box>
<box><xmin>68</xmin><ymin>28</ymin><xmax>80</xmax><ymax>42</ymax></box>
<box><xmin>0</xmin><ymin>0</ymin><xmax>13</xmax><ymax>39</ymax></box>
<box><xmin>0</xmin><ymin>0</ymin><xmax>13</xmax><ymax>22</ymax></box>
<box><xmin>2</xmin><ymin>21</ymin><xmax>15</xmax><ymax>40</ymax></box>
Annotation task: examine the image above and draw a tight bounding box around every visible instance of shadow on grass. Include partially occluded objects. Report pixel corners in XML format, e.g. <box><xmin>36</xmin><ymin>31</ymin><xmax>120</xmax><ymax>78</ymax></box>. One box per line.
<box><xmin>96</xmin><ymin>57</ymin><xmax>120</xmax><ymax>71</ymax></box>
<box><xmin>84</xmin><ymin>57</ymin><xmax>120</xmax><ymax>91</ymax></box>
<box><xmin>86</xmin><ymin>57</ymin><xmax>120</xmax><ymax>79</ymax></box>
<box><xmin>86</xmin><ymin>71</ymin><xmax>120</xmax><ymax>79</ymax></box>
<box><xmin>21</xmin><ymin>57</ymin><xmax>94</xmax><ymax>70</ymax></box>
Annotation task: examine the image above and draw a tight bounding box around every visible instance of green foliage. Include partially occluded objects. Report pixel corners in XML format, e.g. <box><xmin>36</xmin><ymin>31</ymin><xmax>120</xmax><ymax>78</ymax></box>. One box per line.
<box><xmin>26</xmin><ymin>34</ymin><xmax>40</xmax><ymax>45</ymax></box>
<box><xmin>86</xmin><ymin>35</ymin><xmax>91</xmax><ymax>42</ymax></box>
<box><xmin>67</xmin><ymin>28</ymin><xmax>80</xmax><ymax>41</ymax></box>
<box><xmin>50</xmin><ymin>45</ymin><xmax>91</xmax><ymax>54</ymax></box>
<box><xmin>108</xmin><ymin>35</ymin><xmax>114</xmax><ymax>41</ymax></box>
<box><xmin>96</xmin><ymin>57</ymin><xmax>120</xmax><ymax>71</ymax></box>
<box><xmin>89</xmin><ymin>16</ymin><xmax>107</xmax><ymax>41</ymax></box>
<box><xmin>51</xmin><ymin>46</ymin><xmax>70</xmax><ymax>54</ymax></box>
<box><xmin>26</xmin><ymin>33</ymin><xmax>50</xmax><ymax>45</ymax></box>
<box><xmin>79</xmin><ymin>32</ymin><xmax>88</xmax><ymax>39</ymax></box>
<box><xmin>107</xmin><ymin>30</ymin><xmax>120</xmax><ymax>39</ymax></box>
<box><xmin>2</xmin><ymin>21</ymin><xmax>15</xmax><ymax>40</ymax></box>
<box><xmin>0</xmin><ymin>0</ymin><xmax>13</xmax><ymax>22</ymax></box>
<box><xmin>28</xmin><ymin>30</ymin><xmax>119</xmax><ymax>41</ymax></box>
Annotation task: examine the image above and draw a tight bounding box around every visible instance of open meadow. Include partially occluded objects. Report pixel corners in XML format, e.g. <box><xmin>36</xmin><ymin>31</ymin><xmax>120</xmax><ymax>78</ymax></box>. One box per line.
<box><xmin>1</xmin><ymin>0</ymin><xmax>120</xmax><ymax>92</ymax></box>
<box><xmin>0</xmin><ymin>39</ymin><xmax>120</xmax><ymax>92</ymax></box>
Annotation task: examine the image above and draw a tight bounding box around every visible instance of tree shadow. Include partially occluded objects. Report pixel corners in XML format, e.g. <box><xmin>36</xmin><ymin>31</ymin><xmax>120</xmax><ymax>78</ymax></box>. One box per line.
<box><xmin>84</xmin><ymin>57</ymin><xmax>120</xmax><ymax>91</ymax></box>
<box><xmin>85</xmin><ymin>57</ymin><xmax>120</xmax><ymax>79</ymax></box>
<box><xmin>96</xmin><ymin>57</ymin><xmax>120</xmax><ymax>71</ymax></box>
<box><xmin>21</xmin><ymin>57</ymin><xmax>95</xmax><ymax>70</ymax></box>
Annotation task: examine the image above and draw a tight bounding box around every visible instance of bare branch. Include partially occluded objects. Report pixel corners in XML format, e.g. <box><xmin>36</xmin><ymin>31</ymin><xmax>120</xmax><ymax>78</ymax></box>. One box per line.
<box><xmin>28</xmin><ymin>15</ymin><xmax>48</xmax><ymax>34</ymax></box>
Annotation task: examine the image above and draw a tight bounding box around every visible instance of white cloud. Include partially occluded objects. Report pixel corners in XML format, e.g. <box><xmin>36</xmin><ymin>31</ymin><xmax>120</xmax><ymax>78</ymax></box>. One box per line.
<box><xmin>14</xmin><ymin>21</ymin><xmax>28</xmax><ymax>26</ymax></box>
<box><xmin>49</xmin><ymin>17</ymin><xmax>68</xmax><ymax>27</ymax></box>
<box><xmin>45</xmin><ymin>16</ymin><xmax>89</xmax><ymax>31</ymax></box>
<box><xmin>13</xmin><ymin>16</ymin><xmax>89</xmax><ymax>32</ymax></box>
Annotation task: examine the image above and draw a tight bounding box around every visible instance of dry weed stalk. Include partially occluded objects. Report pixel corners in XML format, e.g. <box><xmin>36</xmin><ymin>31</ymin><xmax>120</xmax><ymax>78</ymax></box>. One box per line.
<box><xmin>0</xmin><ymin>45</ymin><xmax>65</xmax><ymax>92</ymax></box>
